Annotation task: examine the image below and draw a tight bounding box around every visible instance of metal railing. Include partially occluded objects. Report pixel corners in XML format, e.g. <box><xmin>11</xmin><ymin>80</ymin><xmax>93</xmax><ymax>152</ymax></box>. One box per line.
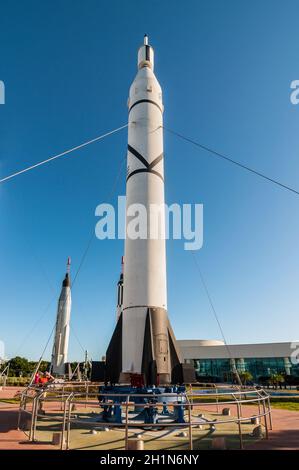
<box><xmin>17</xmin><ymin>383</ymin><xmax>272</xmax><ymax>450</ymax></box>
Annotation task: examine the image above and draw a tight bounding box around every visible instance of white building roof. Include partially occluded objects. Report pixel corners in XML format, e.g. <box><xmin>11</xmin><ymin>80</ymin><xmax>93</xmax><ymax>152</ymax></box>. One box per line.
<box><xmin>177</xmin><ymin>340</ymin><xmax>294</xmax><ymax>360</ymax></box>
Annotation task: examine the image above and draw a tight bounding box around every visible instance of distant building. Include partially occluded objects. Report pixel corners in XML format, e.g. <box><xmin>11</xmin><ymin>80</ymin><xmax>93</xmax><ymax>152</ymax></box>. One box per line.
<box><xmin>178</xmin><ymin>340</ymin><xmax>299</xmax><ymax>383</ymax></box>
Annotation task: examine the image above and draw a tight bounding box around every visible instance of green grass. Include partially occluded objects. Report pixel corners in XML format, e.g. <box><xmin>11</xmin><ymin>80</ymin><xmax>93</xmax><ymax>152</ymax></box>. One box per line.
<box><xmin>0</xmin><ymin>377</ymin><xmax>30</xmax><ymax>386</ymax></box>
<box><xmin>0</xmin><ymin>398</ymin><xmax>20</xmax><ymax>404</ymax></box>
<box><xmin>270</xmin><ymin>401</ymin><xmax>299</xmax><ymax>411</ymax></box>
<box><xmin>270</xmin><ymin>396</ymin><xmax>299</xmax><ymax>403</ymax></box>
<box><xmin>190</xmin><ymin>394</ymin><xmax>299</xmax><ymax>412</ymax></box>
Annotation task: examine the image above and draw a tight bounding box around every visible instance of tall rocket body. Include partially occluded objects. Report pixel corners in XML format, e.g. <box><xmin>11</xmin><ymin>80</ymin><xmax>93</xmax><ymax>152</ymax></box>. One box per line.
<box><xmin>106</xmin><ymin>36</ymin><xmax>181</xmax><ymax>385</ymax></box>
<box><xmin>51</xmin><ymin>259</ymin><xmax>72</xmax><ymax>375</ymax></box>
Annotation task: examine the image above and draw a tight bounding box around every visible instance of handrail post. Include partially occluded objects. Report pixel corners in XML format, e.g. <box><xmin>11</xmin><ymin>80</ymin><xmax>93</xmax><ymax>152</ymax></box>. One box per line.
<box><xmin>125</xmin><ymin>396</ymin><xmax>129</xmax><ymax>450</ymax></box>
<box><xmin>215</xmin><ymin>384</ymin><xmax>219</xmax><ymax>413</ymax></box>
<box><xmin>29</xmin><ymin>390</ymin><xmax>42</xmax><ymax>442</ymax></box>
<box><xmin>66</xmin><ymin>393</ymin><xmax>74</xmax><ymax>450</ymax></box>
<box><xmin>232</xmin><ymin>393</ymin><xmax>243</xmax><ymax>450</ymax></box>
<box><xmin>189</xmin><ymin>383</ymin><xmax>193</xmax><ymax>407</ymax></box>
<box><xmin>86</xmin><ymin>383</ymin><xmax>89</xmax><ymax>408</ymax></box>
<box><xmin>61</xmin><ymin>393</ymin><xmax>70</xmax><ymax>450</ymax></box>
<box><xmin>261</xmin><ymin>397</ymin><xmax>269</xmax><ymax>439</ymax></box>
<box><xmin>257</xmin><ymin>397</ymin><xmax>261</xmax><ymax>417</ymax></box>
<box><xmin>32</xmin><ymin>391</ymin><xmax>43</xmax><ymax>441</ymax></box>
<box><xmin>61</xmin><ymin>385</ymin><xmax>64</xmax><ymax>411</ymax></box>
<box><xmin>236</xmin><ymin>401</ymin><xmax>243</xmax><ymax>450</ymax></box>
<box><xmin>267</xmin><ymin>395</ymin><xmax>273</xmax><ymax>430</ymax></box>
<box><xmin>29</xmin><ymin>394</ymin><xmax>37</xmax><ymax>441</ymax></box>
<box><xmin>17</xmin><ymin>391</ymin><xmax>25</xmax><ymax>430</ymax></box>
<box><xmin>23</xmin><ymin>389</ymin><xmax>28</xmax><ymax>411</ymax></box>
<box><xmin>187</xmin><ymin>400</ymin><xmax>193</xmax><ymax>450</ymax></box>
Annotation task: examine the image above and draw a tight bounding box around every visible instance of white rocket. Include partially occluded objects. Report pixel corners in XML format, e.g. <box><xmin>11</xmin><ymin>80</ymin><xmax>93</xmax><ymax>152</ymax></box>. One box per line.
<box><xmin>51</xmin><ymin>258</ymin><xmax>72</xmax><ymax>375</ymax></box>
<box><xmin>107</xmin><ymin>36</ymin><xmax>181</xmax><ymax>385</ymax></box>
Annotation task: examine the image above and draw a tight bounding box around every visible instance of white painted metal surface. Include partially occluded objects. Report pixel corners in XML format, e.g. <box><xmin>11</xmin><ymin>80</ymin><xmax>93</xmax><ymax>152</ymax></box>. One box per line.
<box><xmin>51</xmin><ymin>260</ymin><xmax>72</xmax><ymax>375</ymax></box>
<box><xmin>122</xmin><ymin>37</ymin><xmax>167</xmax><ymax>374</ymax></box>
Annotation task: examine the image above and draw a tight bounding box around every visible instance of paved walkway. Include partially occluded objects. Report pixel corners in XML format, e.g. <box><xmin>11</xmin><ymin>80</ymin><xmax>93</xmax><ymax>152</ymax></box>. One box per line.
<box><xmin>199</xmin><ymin>403</ymin><xmax>299</xmax><ymax>450</ymax></box>
<box><xmin>0</xmin><ymin>403</ymin><xmax>58</xmax><ymax>450</ymax></box>
<box><xmin>0</xmin><ymin>386</ymin><xmax>25</xmax><ymax>399</ymax></box>
<box><xmin>0</xmin><ymin>387</ymin><xmax>57</xmax><ymax>450</ymax></box>
<box><xmin>245</xmin><ymin>407</ymin><xmax>299</xmax><ymax>450</ymax></box>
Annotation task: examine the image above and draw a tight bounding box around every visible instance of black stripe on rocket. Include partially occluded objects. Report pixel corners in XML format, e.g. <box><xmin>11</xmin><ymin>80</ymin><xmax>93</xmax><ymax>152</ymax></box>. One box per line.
<box><xmin>127</xmin><ymin>145</ymin><xmax>164</xmax><ymax>182</ymax></box>
<box><xmin>129</xmin><ymin>99</ymin><xmax>163</xmax><ymax>114</ymax></box>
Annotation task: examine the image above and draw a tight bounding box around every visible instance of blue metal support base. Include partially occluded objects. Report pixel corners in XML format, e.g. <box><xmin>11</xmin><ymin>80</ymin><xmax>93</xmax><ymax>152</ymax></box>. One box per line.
<box><xmin>98</xmin><ymin>385</ymin><xmax>187</xmax><ymax>424</ymax></box>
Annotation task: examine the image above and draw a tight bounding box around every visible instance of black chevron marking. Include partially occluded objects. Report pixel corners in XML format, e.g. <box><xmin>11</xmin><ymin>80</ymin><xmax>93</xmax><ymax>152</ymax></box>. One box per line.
<box><xmin>127</xmin><ymin>145</ymin><xmax>164</xmax><ymax>182</ymax></box>
<box><xmin>126</xmin><ymin>168</ymin><xmax>164</xmax><ymax>183</ymax></box>
<box><xmin>128</xmin><ymin>144</ymin><xmax>149</xmax><ymax>168</ymax></box>
<box><xmin>148</xmin><ymin>152</ymin><xmax>163</xmax><ymax>170</ymax></box>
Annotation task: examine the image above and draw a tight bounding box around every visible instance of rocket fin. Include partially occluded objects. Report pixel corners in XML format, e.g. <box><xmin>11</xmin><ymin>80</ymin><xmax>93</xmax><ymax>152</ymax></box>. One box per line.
<box><xmin>139</xmin><ymin>308</ymin><xmax>182</xmax><ymax>385</ymax></box>
<box><xmin>141</xmin><ymin>309</ymin><xmax>157</xmax><ymax>385</ymax></box>
<box><xmin>167</xmin><ymin>319</ymin><xmax>182</xmax><ymax>366</ymax></box>
<box><xmin>106</xmin><ymin>312</ymin><xmax>123</xmax><ymax>384</ymax></box>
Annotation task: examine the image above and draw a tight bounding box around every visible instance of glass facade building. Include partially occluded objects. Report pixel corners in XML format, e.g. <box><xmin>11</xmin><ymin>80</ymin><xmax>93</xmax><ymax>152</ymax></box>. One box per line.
<box><xmin>192</xmin><ymin>357</ymin><xmax>299</xmax><ymax>382</ymax></box>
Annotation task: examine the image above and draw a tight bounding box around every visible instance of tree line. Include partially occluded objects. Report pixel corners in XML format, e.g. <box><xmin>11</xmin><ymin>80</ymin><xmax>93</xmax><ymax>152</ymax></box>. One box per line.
<box><xmin>0</xmin><ymin>357</ymin><xmax>78</xmax><ymax>377</ymax></box>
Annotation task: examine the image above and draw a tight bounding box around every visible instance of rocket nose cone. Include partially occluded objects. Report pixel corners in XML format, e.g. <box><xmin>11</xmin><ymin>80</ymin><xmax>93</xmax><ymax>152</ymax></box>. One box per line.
<box><xmin>138</xmin><ymin>35</ymin><xmax>154</xmax><ymax>71</ymax></box>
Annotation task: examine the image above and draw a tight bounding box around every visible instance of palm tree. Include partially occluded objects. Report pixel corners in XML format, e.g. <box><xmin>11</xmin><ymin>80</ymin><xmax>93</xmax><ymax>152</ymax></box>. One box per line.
<box><xmin>239</xmin><ymin>371</ymin><xmax>253</xmax><ymax>386</ymax></box>
<box><xmin>269</xmin><ymin>373</ymin><xmax>285</xmax><ymax>389</ymax></box>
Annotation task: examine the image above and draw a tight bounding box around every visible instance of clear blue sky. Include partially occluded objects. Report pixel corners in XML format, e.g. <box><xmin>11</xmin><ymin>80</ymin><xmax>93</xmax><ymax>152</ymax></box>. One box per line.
<box><xmin>1</xmin><ymin>0</ymin><xmax>299</xmax><ymax>362</ymax></box>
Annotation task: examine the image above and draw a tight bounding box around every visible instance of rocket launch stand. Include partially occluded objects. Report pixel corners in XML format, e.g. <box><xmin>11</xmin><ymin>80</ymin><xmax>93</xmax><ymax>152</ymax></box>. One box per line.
<box><xmin>98</xmin><ymin>385</ymin><xmax>188</xmax><ymax>426</ymax></box>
